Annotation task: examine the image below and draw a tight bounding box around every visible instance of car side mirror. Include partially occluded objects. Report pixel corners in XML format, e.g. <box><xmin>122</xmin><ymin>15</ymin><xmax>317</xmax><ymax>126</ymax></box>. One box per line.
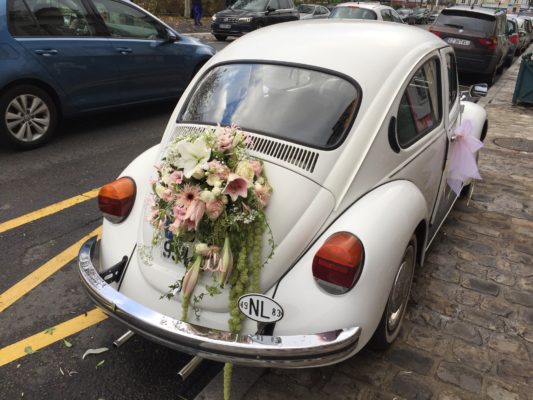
<box><xmin>469</xmin><ymin>83</ymin><xmax>488</xmax><ymax>98</ymax></box>
<box><xmin>165</xmin><ymin>29</ymin><xmax>178</xmax><ymax>43</ymax></box>
<box><xmin>266</xmin><ymin>6</ymin><xmax>276</xmax><ymax>13</ymax></box>
<box><xmin>520</xmin><ymin>31</ymin><xmax>526</xmax><ymax>37</ymax></box>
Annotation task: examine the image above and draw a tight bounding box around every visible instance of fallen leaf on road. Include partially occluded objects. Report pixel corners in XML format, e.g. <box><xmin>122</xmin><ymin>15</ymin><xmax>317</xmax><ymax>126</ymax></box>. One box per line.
<box><xmin>24</xmin><ymin>346</ymin><xmax>33</xmax><ymax>355</ymax></box>
<box><xmin>60</xmin><ymin>367</ymin><xmax>64</xmax><ymax>376</ymax></box>
<box><xmin>63</xmin><ymin>339</ymin><xmax>72</xmax><ymax>348</ymax></box>
<box><xmin>95</xmin><ymin>360</ymin><xmax>105</xmax><ymax>369</ymax></box>
<box><xmin>44</xmin><ymin>327</ymin><xmax>56</xmax><ymax>335</ymax></box>
<box><xmin>82</xmin><ymin>347</ymin><xmax>109</xmax><ymax>360</ymax></box>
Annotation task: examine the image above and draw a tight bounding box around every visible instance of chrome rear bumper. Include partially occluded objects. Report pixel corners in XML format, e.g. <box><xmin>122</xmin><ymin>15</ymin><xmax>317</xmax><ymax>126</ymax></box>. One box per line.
<box><xmin>78</xmin><ymin>236</ymin><xmax>361</xmax><ymax>368</ymax></box>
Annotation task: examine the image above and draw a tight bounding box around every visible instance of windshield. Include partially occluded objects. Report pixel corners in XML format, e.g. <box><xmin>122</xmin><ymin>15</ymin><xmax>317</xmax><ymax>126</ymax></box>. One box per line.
<box><xmin>231</xmin><ymin>0</ymin><xmax>269</xmax><ymax>11</ymax></box>
<box><xmin>179</xmin><ymin>64</ymin><xmax>360</xmax><ymax>149</ymax></box>
<box><xmin>298</xmin><ymin>5</ymin><xmax>314</xmax><ymax>13</ymax></box>
<box><xmin>329</xmin><ymin>7</ymin><xmax>377</xmax><ymax>20</ymax></box>
<box><xmin>435</xmin><ymin>10</ymin><xmax>496</xmax><ymax>33</ymax></box>
<box><xmin>397</xmin><ymin>9</ymin><xmax>412</xmax><ymax>15</ymax></box>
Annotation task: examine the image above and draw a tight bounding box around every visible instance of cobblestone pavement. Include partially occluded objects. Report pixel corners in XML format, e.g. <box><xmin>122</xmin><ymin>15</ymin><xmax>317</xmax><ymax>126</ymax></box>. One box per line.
<box><xmin>238</xmin><ymin>56</ymin><xmax>533</xmax><ymax>400</ymax></box>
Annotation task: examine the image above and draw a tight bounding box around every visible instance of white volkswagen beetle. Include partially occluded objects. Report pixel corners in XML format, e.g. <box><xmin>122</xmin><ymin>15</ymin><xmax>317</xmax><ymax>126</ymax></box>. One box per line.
<box><xmin>79</xmin><ymin>20</ymin><xmax>488</xmax><ymax>369</ymax></box>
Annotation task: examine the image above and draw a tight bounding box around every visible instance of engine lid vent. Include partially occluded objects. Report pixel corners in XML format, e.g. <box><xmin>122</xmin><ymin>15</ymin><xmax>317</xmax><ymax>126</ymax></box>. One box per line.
<box><xmin>248</xmin><ymin>135</ymin><xmax>319</xmax><ymax>173</ymax></box>
<box><xmin>168</xmin><ymin>125</ymin><xmax>320</xmax><ymax>174</ymax></box>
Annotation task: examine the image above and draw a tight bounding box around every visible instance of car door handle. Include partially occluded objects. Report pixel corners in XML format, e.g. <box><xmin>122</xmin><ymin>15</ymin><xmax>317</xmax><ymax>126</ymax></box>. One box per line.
<box><xmin>34</xmin><ymin>49</ymin><xmax>58</xmax><ymax>56</ymax></box>
<box><xmin>116</xmin><ymin>47</ymin><xmax>133</xmax><ymax>55</ymax></box>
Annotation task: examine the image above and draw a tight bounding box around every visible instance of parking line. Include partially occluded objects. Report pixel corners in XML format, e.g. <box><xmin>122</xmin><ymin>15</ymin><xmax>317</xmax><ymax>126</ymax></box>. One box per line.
<box><xmin>0</xmin><ymin>308</ymin><xmax>108</xmax><ymax>367</ymax></box>
<box><xmin>0</xmin><ymin>189</ymin><xmax>99</xmax><ymax>234</ymax></box>
<box><xmin>0</xmin><ymin>226</ymin><xmax>102</xmax><ymax>313</ymax></box>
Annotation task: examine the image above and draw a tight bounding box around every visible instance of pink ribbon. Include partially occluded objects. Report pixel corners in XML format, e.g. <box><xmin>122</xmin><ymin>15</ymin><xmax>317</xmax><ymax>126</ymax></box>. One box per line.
<box><xmin>447</xmin><ymin>120</ymin><xmax>483</xmax><ymax>196</ymax></box>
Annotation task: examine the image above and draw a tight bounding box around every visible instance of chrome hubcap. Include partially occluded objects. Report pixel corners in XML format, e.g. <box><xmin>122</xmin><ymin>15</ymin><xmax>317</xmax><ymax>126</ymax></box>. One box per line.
<box><xmin>5</xmin><ymin>94</ymin><xmax>50</xmax><ymax>142</ymax></box>
<box><xmin>387</xmin><ymin>245</ymin><xmax>415</xmax><ymax>334</ymax></box>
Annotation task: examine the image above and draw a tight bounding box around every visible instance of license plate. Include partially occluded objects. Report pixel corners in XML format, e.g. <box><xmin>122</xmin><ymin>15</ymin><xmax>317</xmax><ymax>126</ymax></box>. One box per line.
<box><xmin>219</xmin><ymin>24</ymin><xmax>231</xmax><ymax>29</ymax></box>
<box><xmin>238</xmin><ymin>294</ymin><xmax>284</xmax><ymax>323</ymax></box>
<box><xmin>446</xmin><ymin>38</ymin><xmax>470</xmax><ymax>46</ymax></box>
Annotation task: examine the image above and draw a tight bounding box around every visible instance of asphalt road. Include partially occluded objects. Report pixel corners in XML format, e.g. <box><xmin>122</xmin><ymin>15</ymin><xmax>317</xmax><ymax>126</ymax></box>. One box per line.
<box><xmin>0</xmin><ymin>39</ymin><xmax>231</xmax><ymax>400</ymax></box>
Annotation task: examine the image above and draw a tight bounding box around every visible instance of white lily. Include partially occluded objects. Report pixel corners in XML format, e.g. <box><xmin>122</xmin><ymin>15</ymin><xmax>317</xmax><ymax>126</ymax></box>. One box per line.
<box><xmin>176</xmin><ymin>138</ymin><xmax>211</xmax><ymax>179</ymax></box>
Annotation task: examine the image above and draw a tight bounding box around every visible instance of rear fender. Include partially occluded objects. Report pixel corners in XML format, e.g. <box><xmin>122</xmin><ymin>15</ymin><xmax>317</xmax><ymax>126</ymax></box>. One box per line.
<box><xmin>99</xmin><ymin>145</ymin><xmax>160</xmax><ymax>271</ymax></box>
<box><xmin>272</xmin><ymin>180</ymin><xmax>428</xmax><ymax>352</ymax></box>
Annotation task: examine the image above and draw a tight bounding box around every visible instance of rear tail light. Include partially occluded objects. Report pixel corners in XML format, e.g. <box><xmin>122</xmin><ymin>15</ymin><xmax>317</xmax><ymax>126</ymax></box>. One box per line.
<box><xmin>98</xmin><ymin>177</ymin><xmax>136</xmax><ymax>223</ymax></box>
<box><xmin>429</xmin><ymin>27</ymin><xmax>441</xmax><ymax>37</ymax></box>
<box><xmin>479</xmin><ymin>36</ymin><xmax>498</xmax><ymax>51</ymax></box>
<box><xmin>312</xmin><ymin>232</ymin><xmax>364</xmax><ymax>295</ymax></box>
<box><xmin>510</xmin><ymin>33</ymin><xmax>518</xmax><ymax>44</ymax></box>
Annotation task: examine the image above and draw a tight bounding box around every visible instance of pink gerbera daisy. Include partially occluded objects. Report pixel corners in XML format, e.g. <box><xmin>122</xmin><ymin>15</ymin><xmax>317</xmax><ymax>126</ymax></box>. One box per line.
<box><xmin>175</xmin><ymin>184</ymin><xmax>201</xmax><ymax>208</ymax></box>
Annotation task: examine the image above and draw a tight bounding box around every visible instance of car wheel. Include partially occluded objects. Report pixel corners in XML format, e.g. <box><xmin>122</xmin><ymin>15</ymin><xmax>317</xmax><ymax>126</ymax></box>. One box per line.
<box><xmin>484</xmin><ymin>67</ymin><xmax>497</xmax><ymax>86</ymax></box>
<box><xmin>214</xmin><ymin>34</ymin><xmax>227</xmax><ymax>41</ymax></box>
<box><xmin>504</xmin><ymin>53</ymin><xmax>513</xmax><ymax>68</ymax></box>
<box><xmin>0</xmin><ymin>85</ymin><xmax>58</xmax><ymax>150</ymax></box>
<box><xmin>369</xmin><ymin>235</ymin><xmax>417</xmax><ymax>351</ymax></box>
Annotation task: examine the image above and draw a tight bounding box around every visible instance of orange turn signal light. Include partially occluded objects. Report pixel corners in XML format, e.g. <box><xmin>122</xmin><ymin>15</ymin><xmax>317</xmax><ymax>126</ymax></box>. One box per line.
<box><xmin>98</xmin><ymin>177</ymin><xmax>136</xmax><ymax>223</ymax></box>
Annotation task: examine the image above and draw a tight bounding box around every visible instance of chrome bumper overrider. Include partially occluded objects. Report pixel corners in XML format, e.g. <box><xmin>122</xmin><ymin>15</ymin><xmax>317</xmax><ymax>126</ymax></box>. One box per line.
<box><xmin>78</xmin><ymin>237</ymin><xmax>362</xmax><ymax>368</ymax></box>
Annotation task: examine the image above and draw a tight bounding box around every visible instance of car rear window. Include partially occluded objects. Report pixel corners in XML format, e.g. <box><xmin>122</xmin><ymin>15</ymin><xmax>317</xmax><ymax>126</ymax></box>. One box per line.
<box><xmin>179</xmin><ymin>63</ymin><xmax>360</xmax><ymax>149</ymax></box>
<box><xmin>434</xmin><ymin>10</ymin><xmax>496</xmax><ymax>33</ymax></box>
<box><xmin>329</xmin><ymin>7</ymin><xmax>377</xmax><ymax>20</ymax></box>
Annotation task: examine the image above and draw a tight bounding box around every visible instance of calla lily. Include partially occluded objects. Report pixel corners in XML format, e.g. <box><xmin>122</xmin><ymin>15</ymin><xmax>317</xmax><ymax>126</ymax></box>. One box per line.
<box><xmin>217</xmin><ymin>237</ymin><xmax>233</xmax><ymax>285</ymax></box>
<box><xmin>182</xmin><ymin>256</ymin><xmax>202</xmax><ymax>298</ymax></box>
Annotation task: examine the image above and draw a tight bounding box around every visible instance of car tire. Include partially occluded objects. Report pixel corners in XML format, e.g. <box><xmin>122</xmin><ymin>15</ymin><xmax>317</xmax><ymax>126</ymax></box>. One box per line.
<box><xmin>214</xmin><ymin>34</ymin><xmax>227</xmax><ymax>41</ymax></box>
<box><xmin>369</xmin><ymin>235</ymin><xmax>417</xmax><ymax>351</ymax></box>
<box><xmin>504</xmin><ymin>53</ymin><xmax>513</xmax><ymax>68</ymax></box>
<box><xmin>483</xmin><ymin>67</ymin><xmax>497</xmax><ymax>86</ymax></box>
<box><xmin>0</xmin><ymin>84</ymin><xmax>58</xmax><ymax>150</ymax></box>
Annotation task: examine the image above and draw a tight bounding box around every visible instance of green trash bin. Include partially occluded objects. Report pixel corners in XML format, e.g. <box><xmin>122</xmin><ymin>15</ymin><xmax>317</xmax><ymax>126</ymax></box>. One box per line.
<box><xmin>512</xmin><ymin>52</ymin><xmax>533</xmax><ymax>105</ymax></box>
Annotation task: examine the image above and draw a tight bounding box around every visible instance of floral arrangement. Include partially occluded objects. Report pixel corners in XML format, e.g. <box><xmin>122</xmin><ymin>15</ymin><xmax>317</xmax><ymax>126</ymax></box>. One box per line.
<box><xmin>148</xmin><ymin>125</ymin><xmax>273</xmax><ymax>400</ymax></box>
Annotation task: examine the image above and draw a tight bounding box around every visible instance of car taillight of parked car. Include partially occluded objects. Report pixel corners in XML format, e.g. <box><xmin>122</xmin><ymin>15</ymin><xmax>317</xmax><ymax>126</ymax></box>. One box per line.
<box><xmin>98</xmin><ymin>177</ymin><xmax>136</xmax><ymax>223</ymax></box>
<box><xmin>509</xmin><ymin>33</ymin><xmax>519</xmax><ymax>44</ymax></box>
<box><xmin>312</xmin><ymin>232</ymin><xmax>364</xmax><ymax>295</ymax></box>
<box><xmin>428</xmin><ymin>26</ymin><xmax>441</xmax><ymax>37</ymax></box>
<box><xmin>479</xmin><ymin>36</ymin><xmax>498</xmax><ymax>51</ymax></box>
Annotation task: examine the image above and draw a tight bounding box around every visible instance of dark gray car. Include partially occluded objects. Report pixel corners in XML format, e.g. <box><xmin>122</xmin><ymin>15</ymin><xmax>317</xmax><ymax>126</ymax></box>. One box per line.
<box><xmin>430</xmin><ymin>6</ymin><xmax>509</xmax><ymax>85</ymax></box>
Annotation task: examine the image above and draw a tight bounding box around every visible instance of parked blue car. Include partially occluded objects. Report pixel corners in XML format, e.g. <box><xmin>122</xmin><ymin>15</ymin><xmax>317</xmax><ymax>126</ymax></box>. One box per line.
<box><xmin>0</xmin><ymin>0</ymin><xmax>215</xmax><ymax>149</ymax></box>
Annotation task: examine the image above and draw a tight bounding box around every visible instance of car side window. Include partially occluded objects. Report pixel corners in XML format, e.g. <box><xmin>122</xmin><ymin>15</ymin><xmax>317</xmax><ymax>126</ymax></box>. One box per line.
<box><xmin>7</xmin><ymin>0</ymin><xmax>96</xmax><ymax>37</ymax></box>
<box><xmin>381</xmin><ymin>10</ymin><xmax>393</xmax><ymax>22</ymax></box>
<box><xmin>396</xmin><ymin>58</ymin><xmax>441</xmax><ymax>148</ymax></box>
<box><xmin>446</xmin><ymin>53</ymin><xmax>458</xmax><ymax>109</ymax></box>
<box><xmin>278</xmin><ymin>0</ymin><xmax>289</xmax><ymax>9</ymax></box>
<box><xmin>268</xmin><ymin>0</ymin><xmax>280</xmax><ymax>10</ymax></box>
<box><xmin>92</xmin><ymin>0</ymin><xmax>165</xmax><ymax>39</ymax></box>
<box><xmin>391</xmin><ymin>10</ymin><xmax>403</xmax><ymax>23</ymax></box>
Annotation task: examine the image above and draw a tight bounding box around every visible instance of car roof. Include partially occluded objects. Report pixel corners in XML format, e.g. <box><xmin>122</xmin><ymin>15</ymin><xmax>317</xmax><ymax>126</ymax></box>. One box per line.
<box><xmin>210</xmin><ymin>20</ymin><xmax>445</xmax><ymax>105</ymax></box>
<box><xmin>335</xmin><ymin>2</ymin><xmax>387</xmax><ymax>10</ymax></box>
<box><xmin>443</xmin><ymin>5</ymin><xmax>506</xmax><ymax>16</ymax></box>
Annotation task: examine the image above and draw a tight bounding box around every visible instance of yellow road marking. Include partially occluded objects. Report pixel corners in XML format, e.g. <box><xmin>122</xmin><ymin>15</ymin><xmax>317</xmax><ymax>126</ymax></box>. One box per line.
<box><xmin>0</xmin><ymin>308</ymin><xmax>108</xmax><ymax>367</ymax></box>
<box><xmin>0</xmin><ymin>226</ymin><xmax>102</xmax><ymax>313</ymax></box>
<box><xmin>0</xmin><ymin>189</ymin><xmax>99</xmax><ymax>234</ymax></box>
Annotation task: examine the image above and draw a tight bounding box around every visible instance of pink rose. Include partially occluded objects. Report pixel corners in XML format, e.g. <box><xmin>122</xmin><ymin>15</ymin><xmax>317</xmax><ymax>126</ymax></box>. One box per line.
<box><xmin>222</xmin><ymin>174</ymin><xmax>249</xmax><ymax>202</ymax></box>
<box><xmin>206</xmin><ymin>200</ymin><xmax>224</xmax><ymax>220</ymax></box>
<box><xmin>249</xmin><ymin>160</ymin><xmax>262</xmax><ymax>177</ymax></box>
<box><xmin>217</xmin><ymin>133</ymin><xmax>233</xmax><ymax>152</ymax></box>
<box><xmin>169</xmin><ymin>170</ymin><xmax>183</xmax><ymax>185</ymax></box>
<box><xmin>254</xmin><ymin>183</ymin><xmax>272</xmax><ymax>208</ymax></box>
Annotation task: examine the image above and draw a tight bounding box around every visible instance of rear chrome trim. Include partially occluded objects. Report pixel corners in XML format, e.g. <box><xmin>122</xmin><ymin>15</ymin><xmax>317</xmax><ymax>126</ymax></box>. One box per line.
<box><xmin>78</xmin><ymin>236</ymin><xmax>361</xmax><ymax>368</ymax></box>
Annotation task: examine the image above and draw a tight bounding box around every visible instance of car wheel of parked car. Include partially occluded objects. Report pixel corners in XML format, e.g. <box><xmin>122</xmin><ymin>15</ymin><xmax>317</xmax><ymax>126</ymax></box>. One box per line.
<box><xmin>369</xmin><ymin>235</ymin><xmax>417</xmax><ymax>350</ymax></box>
<box><xmin>0</xmin><ymin>85</ymin><xmax>58</xmax><ymax>150</ymax></box>
<box><xmin>214</xmin><ymin>34</ymin><xmax>227</xmax><ymax>41</ymax></box>
<box><xmin>484</xmin><ymin>68</ymin><xmax>497</xmax><ymax>86</ymax></box>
